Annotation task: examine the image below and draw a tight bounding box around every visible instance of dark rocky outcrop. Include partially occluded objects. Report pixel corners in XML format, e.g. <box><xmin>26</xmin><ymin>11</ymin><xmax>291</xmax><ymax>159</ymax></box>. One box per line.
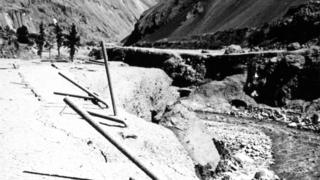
<box><xmin>245</xmin><ymin>47</ymin><xmax>320</xmax><ymax>106</ymax></box>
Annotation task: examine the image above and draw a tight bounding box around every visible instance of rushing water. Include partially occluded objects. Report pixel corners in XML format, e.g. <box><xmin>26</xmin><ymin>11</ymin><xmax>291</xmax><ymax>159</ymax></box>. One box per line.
<box><xmin>196</xmin><ymin>112</ymin><xmax>320</xmax><ymax>180</ymax></box>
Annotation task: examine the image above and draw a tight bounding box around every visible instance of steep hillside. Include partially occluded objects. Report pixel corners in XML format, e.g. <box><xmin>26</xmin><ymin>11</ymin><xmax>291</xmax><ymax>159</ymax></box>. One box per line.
<box><xmin>0</xmin><ymin>0</ymin><xmax>158</xmax><ymax>42</ymax></box>
<box><xmin>125</xmin><ymin>0</ymin><xmax>307</xmax><ymax>45</ymax></box>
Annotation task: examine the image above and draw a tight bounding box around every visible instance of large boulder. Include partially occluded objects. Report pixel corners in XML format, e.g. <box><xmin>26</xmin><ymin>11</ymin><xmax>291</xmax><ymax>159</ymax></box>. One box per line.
<box><xmin>161</xmin><ymin>102</ymin><xmax>221</xmax><ymax>179</ymax></box>
<box><xmin>224</xmin><ymin>45</ymin><xmax>245</xmax><ymax>54</ymax></box>
<box><xmin>287</xmin><ymin>42</ymin><xmax>301</xmax><ymax>51</ymax></box>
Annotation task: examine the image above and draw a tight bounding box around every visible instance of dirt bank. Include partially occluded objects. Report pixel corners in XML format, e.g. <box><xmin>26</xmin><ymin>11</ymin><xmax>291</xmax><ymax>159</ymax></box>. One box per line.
<box><xmin>0</xmin><ymin>59</ymin><xmax>199</xmax><ymax>179</ymax></box>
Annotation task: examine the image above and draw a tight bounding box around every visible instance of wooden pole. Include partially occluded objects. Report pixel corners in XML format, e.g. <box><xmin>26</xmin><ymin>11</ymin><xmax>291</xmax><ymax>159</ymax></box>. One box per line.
<box><xmin>101</xmin><ymin>42</ymin><xmax>117</xmax><ymax>116</ymax></box>
<box><xmin>63</xmin><ymin>97</ymin><xmax>160</xmax><ymax>180</ymax></box>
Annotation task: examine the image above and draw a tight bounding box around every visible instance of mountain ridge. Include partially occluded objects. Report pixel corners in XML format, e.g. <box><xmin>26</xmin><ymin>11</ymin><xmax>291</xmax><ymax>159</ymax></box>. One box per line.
<box><xmin>125</xmin><ymin>0</ymin><xmax>308</xmax><ymax>45</ymax></box>
<box><xmin>0</xmin><ymin>0</ymin><xmax>158</xmax><ymax>42</ymax></box>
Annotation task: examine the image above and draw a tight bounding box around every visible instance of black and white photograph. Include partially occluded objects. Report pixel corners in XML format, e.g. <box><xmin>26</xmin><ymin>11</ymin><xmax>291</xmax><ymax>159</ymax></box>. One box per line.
<box><xmin>1</xmin><ymin>0</ymin><xmax>320</xmax><ymax>179</ymax></box>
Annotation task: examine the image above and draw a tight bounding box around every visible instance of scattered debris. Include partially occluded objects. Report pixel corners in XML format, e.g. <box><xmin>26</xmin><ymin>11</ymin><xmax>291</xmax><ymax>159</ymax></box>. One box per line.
<box><xmin>100</xmin><ymin>150</ymin><xmax>108</xmax><ymax>163</ymax></box>
<box><xmin>119</xmin><ymin>132</ymin><xmax>138</xmax><ymax>140</ymax></box>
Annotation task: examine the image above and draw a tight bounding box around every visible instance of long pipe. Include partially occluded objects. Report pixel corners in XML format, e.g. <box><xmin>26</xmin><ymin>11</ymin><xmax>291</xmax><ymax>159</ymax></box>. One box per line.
<box><xmin>101</xmin><ymin>42</ymin><xmax>117</xmax><ymax>116</ymax></box>
<box><xmin>63</xmin><ymin>98</ymin><xmax>160</xmax><ymax>180</ymax></box>
<box><xmin>58</xmin><ymin>72</ymin><xmax>108</xmax><ymax>108</ymax></box>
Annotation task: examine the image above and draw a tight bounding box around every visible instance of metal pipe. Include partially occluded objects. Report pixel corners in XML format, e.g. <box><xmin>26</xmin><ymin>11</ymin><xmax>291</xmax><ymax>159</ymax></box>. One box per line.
<box><xmin>63</xmin><ymin>97</ymin><xmax>160</xmax><ymax>180</ymax></box>
<box><xmin>54</xmin><ymin>92</ymin><xmax>95</xmax><ymax>101</ymax></box>
<box><xmin>89</xmin><ymin>60</ymin><xmax>104</xmax><ymax>64</ymax></box>
<box><xmin>101</xmin><ymin>42</ymin><xmax>117</xmax><ymax>116</ymax></box>
<box><xmin>58</xmin><ymin>72</ymin><xmax>108</xmax><ymax>108</ymax></box>
<box><xmin>87</xmin><ymin>111</ymin><xmax>127</xmax><ymax>128</ymax></box>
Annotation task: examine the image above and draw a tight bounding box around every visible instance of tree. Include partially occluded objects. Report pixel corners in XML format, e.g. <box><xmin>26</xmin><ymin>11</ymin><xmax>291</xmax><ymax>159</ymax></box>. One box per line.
<box><xmin>45</xmin><ymin>35</ymin><xmax>54</xmax><ymax>59</ymax></box>
<box><xmin>55</xmin><ymin>23</ymin><xmax>63</xmax><ymax>57</ymax></box>
<box><xmin>16</xmin><ymin>25</ymin><xmax>29</xmax><ymax>44</ymax></box>
<box><xmin>65</xmin><ymin>24</ymin><xmax>80</xmax><ymax>61</ymax></box>
<box><xmin>36</xmin><ymin>22</ymin><xmax>45</xmax><ymax>58</ymax></box>
<box><xmin>45</xmin><ymin>25</ymin><xmax>56</xmax><ymax>59</ymax></box>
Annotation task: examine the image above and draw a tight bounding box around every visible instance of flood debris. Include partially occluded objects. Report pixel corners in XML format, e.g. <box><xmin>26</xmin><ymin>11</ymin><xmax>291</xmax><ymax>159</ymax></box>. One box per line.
<box><xmin>64</xmin><ymin>97</ymin><xmax>160</xmax><ymax>180</ymax></box>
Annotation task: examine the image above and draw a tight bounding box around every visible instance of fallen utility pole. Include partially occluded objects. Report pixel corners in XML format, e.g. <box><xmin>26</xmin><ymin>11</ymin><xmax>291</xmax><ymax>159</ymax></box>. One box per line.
<box><xmin>101</xmin><ymin>42</ymin><xmax>117</xmax><ymax>116</ymax></box>
<box><xmin>63</xmin><ymin>97</ymin><xmax>160</xmax><ymax>180</ymax></box>
<box><xmin>58</xmin><ymin>72</ymin><xmax>108</xmax><ymax>108</ymax></box>
<box><xmin>54</xmin><ymin>92</ymin><xmax>95</xmax><ymax>101</ymax></box>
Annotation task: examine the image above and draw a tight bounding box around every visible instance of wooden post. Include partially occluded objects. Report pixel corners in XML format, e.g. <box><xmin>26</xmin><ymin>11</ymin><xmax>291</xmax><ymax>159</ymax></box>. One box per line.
<box><xmin>63</xmin><ymin>97</ymin><xmax>160</xmax><ymax>180</ymax></box>
<box><xmin>101</xmin><ymin>42</ymin><xmax>117</xmax><ymax>116</ymax></box>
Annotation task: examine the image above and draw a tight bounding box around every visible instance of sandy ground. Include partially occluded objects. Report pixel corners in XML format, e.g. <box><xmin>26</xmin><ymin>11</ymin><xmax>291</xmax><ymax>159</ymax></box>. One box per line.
<box><xmin>0</xmin><ymin>59</ymin><xmax>198</xmax><ymax>180</ymax></box>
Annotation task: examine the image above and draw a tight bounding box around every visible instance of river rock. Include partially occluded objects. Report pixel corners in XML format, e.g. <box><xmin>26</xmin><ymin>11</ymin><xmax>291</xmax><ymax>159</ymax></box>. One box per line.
<box><xmin>287</xmin><ymin>42</ymin><xmax>301</xmax><ymax>51</ymax></box>
<box><xmin>311</xmin><ymin>113</ymin><xmax>320</xmax><ymax>125</ymax></box>
<box><xmin>288</xmin><ymin>122</ymin><xmax>298</xmax><ymax>128</ymax></box>
<box><xmin>254</xmin><ymin>169</ymin><xmax>279</xmax><ymax>180</ymax></box>
<box><xmin>224</xmin><ymin>44</ymin><xmax>244</xmax><ymax>54</ymax></box>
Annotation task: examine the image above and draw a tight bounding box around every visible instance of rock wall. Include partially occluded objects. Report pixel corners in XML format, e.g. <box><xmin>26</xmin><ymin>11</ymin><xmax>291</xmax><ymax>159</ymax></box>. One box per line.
<box><xmin>245</xmin><ymin>47</ymin><xmax>320</xmax><ymax>106</ymax></box>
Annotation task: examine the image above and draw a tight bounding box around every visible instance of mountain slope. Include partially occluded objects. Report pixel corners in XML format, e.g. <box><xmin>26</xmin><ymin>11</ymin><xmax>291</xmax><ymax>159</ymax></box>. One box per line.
<box><xmin>125</xmin><ymin>0</ymin><xmax>307</xmax><ymax>45</ymax></box>
<box><xmin>0</xmin><ymin>0</ymin><xmax>158</xmax><ymax>42</ymax></box>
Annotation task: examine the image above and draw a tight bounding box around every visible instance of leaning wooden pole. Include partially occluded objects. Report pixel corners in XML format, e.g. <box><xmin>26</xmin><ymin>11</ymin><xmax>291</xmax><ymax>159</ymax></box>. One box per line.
<box><xmin>101</xmin><ymin>42</ymin><xmax>117</xmax><ymax>116</ymax></box>
<box><xmin>63</xmin><ymin>97</ymin><xmax>160</xmax><ymax>180</ymax></box>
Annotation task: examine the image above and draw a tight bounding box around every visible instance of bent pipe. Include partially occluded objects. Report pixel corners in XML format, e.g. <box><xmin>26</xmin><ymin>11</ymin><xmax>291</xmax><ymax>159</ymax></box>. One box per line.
<box><xmin>88</xmin><ymin>111</ymin><xmax>127</xmax><ymax>128</ymax></box>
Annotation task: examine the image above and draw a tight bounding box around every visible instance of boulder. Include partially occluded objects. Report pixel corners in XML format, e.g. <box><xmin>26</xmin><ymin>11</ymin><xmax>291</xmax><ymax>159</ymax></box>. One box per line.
<box><xmin>311</xmin><ymin>113</ymin><xmax>320</xmax><ymax>125</ymax></box>
<box><xmin>254</xmin><ymin>169</ymin><xmax>279</xmax><ymax>180</ymax></box>
<box><xmin>288</xmin><ymin>122</ymin><xmax>298</xmax><ymax>128</ymax></box>
<box><xmin>224</xmin><ymin>45</ymin><xmax>244</xmax><ymax>54</ymax></box>
<box><xmin>287</xmin><ymin>42</ymin><xmax>301</xmax><ymax>51</ymax></box>
<box><xmin>161</xmin><ymin>102</ymin><xmax>221</xmax><ymax>179</ymax></box>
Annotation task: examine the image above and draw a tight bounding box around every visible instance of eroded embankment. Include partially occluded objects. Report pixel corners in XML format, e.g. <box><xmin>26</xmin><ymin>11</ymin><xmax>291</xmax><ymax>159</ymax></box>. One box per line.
<box><xmin>106</xmin><ymin>46</ymin><xmax>284</xmax><ymax>86</ymax></box>
<box><xmin>106</xmin><ymin>46</ymin><xmax>320</xmax><ymax>107</ymax></box>
<box><xmin>0</xmin><ymin>60</ymin><xmax>201</xmax><ymax>180</ymax></box>
<box><xmin>103</xmin><ymin>46</ymin><xmax>320</xmax><ymax>179</ymax></box>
